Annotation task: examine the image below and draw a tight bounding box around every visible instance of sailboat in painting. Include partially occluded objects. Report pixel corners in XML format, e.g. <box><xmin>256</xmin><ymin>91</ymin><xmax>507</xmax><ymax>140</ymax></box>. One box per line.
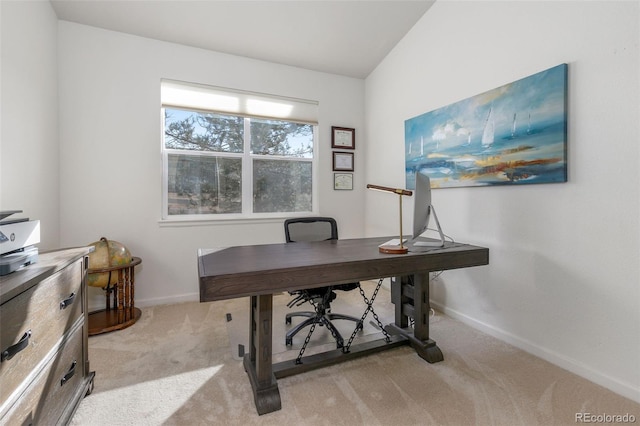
<box><xmin>481</xmin><ymin>107</ymin><xmax>495</xmax><ymax>147</ymax></box>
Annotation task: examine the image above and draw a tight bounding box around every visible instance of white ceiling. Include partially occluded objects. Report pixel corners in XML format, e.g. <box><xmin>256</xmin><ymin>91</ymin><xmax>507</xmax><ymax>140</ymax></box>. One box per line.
<box><xmin>50</xmin><ymin>0</ymin><xmax>435</xmax><ymax>79</ymax></box>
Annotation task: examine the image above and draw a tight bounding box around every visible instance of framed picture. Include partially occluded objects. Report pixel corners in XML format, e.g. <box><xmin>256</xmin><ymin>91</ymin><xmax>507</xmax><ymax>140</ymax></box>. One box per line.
<box><xmin>405</xmin><ymin>63</ymin><xmax>568</xmax><ymax>189</ymax></box>
<box><xmin>334</xmin><ymin>173</ymin><xmax>353</xmax><ymax>190</ymax></box>
<box><xmin>331</xmin><ymin>126</ymin><xmax>355</xmax><ymax>149</ymax></box>
<box><xmin>333</xmin><ymin>152</ymin><xmax>354</xmax><ymax>171</ymax></box>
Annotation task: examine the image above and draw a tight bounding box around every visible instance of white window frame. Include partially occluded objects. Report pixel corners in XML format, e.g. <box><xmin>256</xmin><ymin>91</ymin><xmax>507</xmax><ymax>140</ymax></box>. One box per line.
<box><xmin>160</xmin><ymin>80</ymin><xmax>319</xmax><ymax>222</ymax></box>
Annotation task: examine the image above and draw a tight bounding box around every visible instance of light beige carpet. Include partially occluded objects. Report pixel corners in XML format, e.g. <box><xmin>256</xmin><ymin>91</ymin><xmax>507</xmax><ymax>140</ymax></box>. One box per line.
<box><xmin>71</xmin><ymin>284</ymin><xmax>639</xmax><ymax>426</ymax></box>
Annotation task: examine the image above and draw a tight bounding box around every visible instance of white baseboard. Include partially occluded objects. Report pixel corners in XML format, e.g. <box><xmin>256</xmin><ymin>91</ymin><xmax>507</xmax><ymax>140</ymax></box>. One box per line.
<box><xmin>136</xmin><ymin>292</ymin><xmax>201</xmax><ymax>308</ymax></box>
<box><xmin>88</xmin><ymin>292</ymin><xmax>200</xmax><ymax>312</ymax></box>
<box><xmin>430</xmin><ymin>300</ymin><xmax>640</xmax><ymax>404</ymax></box>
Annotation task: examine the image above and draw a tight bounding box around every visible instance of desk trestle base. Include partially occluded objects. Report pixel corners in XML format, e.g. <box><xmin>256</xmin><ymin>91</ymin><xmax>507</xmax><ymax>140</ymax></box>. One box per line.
<box><xmin>243</xmin><ymin>354</ymin><xmax>281</xmax><ymax>415</ymax></box>
<box><xmin>273</xmin><ymin>335</ymin><xmax>408</xmax><ymax>379</ymax></box>
<box><xmin>388</xmin><ymin>273</ymin><xmax>444</xmax><ymax>363</ymax></box>
<box><xmin>384</xmin><ymin>324</ymin><xmax>444</xmax><ymax>363</ymax></box>
<box><xmin>246</xmin><ymin>294</ymin><xmax>283</xmax><ymax>415</ymax></box>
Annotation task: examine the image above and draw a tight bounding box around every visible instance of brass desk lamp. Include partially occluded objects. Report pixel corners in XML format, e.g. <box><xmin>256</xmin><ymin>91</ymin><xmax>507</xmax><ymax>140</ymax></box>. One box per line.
<box><xmin>366</xmin><ymin>184</ymin><xmax>413</xmax><ymax>254</ymax></box>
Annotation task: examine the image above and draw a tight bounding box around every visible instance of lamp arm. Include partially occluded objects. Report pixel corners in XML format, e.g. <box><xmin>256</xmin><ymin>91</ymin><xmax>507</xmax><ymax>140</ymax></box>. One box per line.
<box><xmin>366</xmin><ymin>184</ymin><xmax>413</xmax><ymax>196</ymax></box>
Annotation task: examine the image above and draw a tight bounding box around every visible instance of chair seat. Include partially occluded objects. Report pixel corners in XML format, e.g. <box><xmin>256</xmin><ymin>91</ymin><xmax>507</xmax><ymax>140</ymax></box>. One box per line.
<box><xmin>332</xmin><ymin>283</ymin><xmax>359</xmax><ymax>291</ymax></box>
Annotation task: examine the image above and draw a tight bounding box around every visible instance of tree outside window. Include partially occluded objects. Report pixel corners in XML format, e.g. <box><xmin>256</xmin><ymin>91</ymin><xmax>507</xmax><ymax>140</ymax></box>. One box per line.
<box><xmin>163</xmin><ymin>107</ymin><xmax>315</xmax><ymax>218</ymax></box>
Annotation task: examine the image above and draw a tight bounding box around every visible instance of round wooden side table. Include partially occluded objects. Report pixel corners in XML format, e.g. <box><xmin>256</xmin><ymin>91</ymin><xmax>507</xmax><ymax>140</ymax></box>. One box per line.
<box><xmin>88</xmin><ymin>257</ymin><xmax>142</xmax><ymax>336</ymax></box>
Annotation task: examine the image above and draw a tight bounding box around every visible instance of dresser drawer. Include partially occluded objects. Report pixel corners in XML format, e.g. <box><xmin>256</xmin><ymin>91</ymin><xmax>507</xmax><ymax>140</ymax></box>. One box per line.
<box><xmin>0</xmin><ymin>259</ymin><xmax>84</xmax><ymax>404</ymax></box>
<box><xmin>1</xmin><ymin>323</ymin><xmax>85</xmax><ymax>425</ymax></box>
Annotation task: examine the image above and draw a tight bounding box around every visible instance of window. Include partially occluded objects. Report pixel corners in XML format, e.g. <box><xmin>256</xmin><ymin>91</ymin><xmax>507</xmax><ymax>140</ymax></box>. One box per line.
<box><xmin>161</xmin><ymin>81</ymin><xmax>318</xmax><ymax>220</ymax></box>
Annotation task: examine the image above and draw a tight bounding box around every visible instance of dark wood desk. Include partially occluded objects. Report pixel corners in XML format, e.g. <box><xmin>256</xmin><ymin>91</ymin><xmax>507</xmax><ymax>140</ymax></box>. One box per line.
<box><xmin>198</xmin><ymin>236</ymin><xmax>489</xmax><ymax>415</ymax></box>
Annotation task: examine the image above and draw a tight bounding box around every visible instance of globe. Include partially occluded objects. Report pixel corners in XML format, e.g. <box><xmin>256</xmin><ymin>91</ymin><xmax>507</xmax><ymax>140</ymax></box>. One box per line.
<box><xmin>87</xmin><ymin>237</ymin><xmax>132</xmax><ymax>288</ymax></box>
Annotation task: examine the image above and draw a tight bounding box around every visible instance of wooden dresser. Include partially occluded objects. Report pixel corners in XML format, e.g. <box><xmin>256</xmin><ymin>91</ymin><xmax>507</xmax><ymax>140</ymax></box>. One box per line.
<box><xmin>0</xmin><ymin>247</ymin><xmax>95</xmax><ymax>425</ymax></box>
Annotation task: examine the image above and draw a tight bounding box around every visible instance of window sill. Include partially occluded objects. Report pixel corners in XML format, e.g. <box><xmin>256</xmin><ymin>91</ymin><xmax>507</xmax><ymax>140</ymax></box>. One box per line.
<box><xmin>158</xmin><ymin>213</ymin><xmax>316</xmax><ymax>228</ymax></box>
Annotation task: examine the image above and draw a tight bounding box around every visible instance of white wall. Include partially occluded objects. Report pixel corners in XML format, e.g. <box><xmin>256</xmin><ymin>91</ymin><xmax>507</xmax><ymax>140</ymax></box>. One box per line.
<box><xmin>0</xmin><ymin>1</ymin><xmax>59</xmax><ymax>249</ymax></box>
<box><xmin>57</xmin><ymin>22</ymin><xmax>366</xmax><ymax>308</ymax></box>
<box><xmin>365</xmin><ymin>1</ymin><xmax>639</xmax><ymax>402</ymax></box>
<box><xmin>3</xmin><ymin>0</ymin><xmax>638</xmax><ymax>406</ymax></box>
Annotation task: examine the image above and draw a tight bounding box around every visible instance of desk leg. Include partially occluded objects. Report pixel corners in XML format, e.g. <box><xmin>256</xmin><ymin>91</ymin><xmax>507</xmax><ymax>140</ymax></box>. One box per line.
<box><xmin>412</xmin><ymin>272</ymin><xmax>443</xmax><ymax>363</ymax></box>
<box><xmin>387</xmin><ymin>273</ymin><xmax>443</xmax><ymax>363</ymax></box>
<box><xmin>243</xmin><ymin>294</ymin><xmax>281</xmax><ymax>415</ymax></box>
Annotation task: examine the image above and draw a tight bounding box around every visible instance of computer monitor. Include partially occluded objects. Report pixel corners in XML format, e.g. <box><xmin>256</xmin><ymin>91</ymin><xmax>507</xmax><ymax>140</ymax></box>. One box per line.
<box><xmin>411</xmin><ymin>172</ymin><xmax>445</xmax><ymax>248</ymax></box>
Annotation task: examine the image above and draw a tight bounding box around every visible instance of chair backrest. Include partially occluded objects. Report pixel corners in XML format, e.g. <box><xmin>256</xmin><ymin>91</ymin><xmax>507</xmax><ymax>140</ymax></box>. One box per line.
<box><xmin>284</xmin><ymin>217</ymin><xmax>338</xmax><ymax>243</ymax></box>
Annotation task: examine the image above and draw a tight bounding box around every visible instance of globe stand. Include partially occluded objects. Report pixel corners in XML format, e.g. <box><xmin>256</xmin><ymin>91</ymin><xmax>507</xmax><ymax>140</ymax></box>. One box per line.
<box><xmin>88</xmin><ymin>257</ymin><xmax>142</xmax><ymax>336</ymax></box>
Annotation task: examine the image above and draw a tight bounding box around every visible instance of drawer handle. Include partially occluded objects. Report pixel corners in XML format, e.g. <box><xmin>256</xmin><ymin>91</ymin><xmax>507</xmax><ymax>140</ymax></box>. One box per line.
<box><xmin>1</xmin><ymin>330</ymin><xmax>32</xmax><ymax>362</ymax></box>
<box><xmin>60</xmin><ymin>292</ymin><xmax>76</xmax><ymax>310</ymax></box>
<box><xmin>61</xmin><ymin>360</ymin><xmax>77</xmax><ymax>386</ymax></box>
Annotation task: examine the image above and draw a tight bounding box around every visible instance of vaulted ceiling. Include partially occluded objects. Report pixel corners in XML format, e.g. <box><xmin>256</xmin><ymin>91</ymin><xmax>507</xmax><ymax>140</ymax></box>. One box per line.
<box><xmin>50</xmin><ymin>0</ymin><xmax>435</xmax><ymax>79</ymax></box>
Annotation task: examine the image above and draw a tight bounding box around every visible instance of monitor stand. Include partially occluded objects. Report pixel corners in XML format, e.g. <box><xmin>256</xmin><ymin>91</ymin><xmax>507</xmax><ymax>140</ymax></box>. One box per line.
<box><xmin>412</xmin><ymin>205</ymin><xmax>445</xmax><ymax>248</ymax></box>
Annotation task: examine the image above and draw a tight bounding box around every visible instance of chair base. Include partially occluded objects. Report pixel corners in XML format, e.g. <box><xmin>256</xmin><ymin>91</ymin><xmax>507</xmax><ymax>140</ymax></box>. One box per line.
<box><xmin>285</xmin><ymin>311</ymin><xmax>362</xmax><ymax>348</ymax></box>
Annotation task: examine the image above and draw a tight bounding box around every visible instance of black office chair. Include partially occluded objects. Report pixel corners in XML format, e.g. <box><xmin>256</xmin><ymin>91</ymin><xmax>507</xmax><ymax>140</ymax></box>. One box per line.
<box><xmin>284</xmin><ymin>217</ymin><xmax>362</xmax><ymax>349</ymax></box>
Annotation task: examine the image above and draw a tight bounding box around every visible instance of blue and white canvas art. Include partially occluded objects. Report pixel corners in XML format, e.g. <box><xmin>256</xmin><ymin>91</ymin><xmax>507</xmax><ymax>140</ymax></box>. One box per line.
<box><xmin>405</xmin><ymin>64</ymin><xmax>568</xmax><ymax>189</ymax></box>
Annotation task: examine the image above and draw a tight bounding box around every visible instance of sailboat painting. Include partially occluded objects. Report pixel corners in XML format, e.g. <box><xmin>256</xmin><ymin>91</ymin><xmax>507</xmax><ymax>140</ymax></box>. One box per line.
<box><xmin>405</xmin><ymin>64</ymin><xmax>568</xmax><ymax>189</ymax></box>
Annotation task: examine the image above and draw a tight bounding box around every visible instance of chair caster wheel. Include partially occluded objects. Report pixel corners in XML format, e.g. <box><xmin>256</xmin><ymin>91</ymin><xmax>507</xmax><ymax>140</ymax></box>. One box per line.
<box><xmin>286</xmin><ymin>338</ymin><xmax>292</xmax><ymax>346</ymax></box>
<box><xmin>285</xmin><ymin>317</ymin><xmax>292</xmax><ymax>325</ymax></box>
